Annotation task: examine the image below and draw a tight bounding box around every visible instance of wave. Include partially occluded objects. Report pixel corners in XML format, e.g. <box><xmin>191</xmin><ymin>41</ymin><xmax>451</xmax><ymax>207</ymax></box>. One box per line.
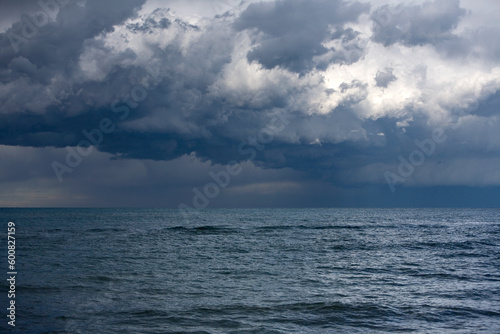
<box><xmin>165</xmin><ymin>226</ymin><xmax>238</xmax><ymax>234</ymax></box>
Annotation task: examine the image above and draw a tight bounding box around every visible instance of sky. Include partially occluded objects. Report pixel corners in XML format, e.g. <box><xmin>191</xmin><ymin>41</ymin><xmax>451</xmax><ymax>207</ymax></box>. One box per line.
<box><xmin>0</xmin><ymin>0</ymin><xmax>500</xmax><ymax>208</ymax></box>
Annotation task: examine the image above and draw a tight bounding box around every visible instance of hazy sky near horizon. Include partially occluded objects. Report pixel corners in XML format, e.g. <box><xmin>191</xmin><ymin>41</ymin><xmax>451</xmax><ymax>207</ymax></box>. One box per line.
<box><xmin>1</xmin><ymin>0</ymin><xmax>500</xmax><ymax>208</ymax></box>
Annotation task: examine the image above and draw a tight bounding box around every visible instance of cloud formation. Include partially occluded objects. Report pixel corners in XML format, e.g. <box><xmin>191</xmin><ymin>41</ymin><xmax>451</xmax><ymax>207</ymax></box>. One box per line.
<box><xmin>1</xmin><ymin>0</ymin><xmax>500</xmax><ymax>206</ymax></box>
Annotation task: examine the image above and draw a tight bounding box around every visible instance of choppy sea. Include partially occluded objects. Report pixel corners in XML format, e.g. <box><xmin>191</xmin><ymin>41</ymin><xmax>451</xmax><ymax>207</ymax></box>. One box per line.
<box><xmin>0</xmin><ymin>208</ymin><xmax>499</xmax><ymax>333</ymax></box>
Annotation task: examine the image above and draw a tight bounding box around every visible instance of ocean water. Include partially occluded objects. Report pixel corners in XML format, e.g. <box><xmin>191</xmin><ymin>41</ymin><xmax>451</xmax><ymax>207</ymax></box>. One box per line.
<box><xmin>0</xmin><ymin>208</ymin><xmax>499</xmax><ymax>333</ymax></box>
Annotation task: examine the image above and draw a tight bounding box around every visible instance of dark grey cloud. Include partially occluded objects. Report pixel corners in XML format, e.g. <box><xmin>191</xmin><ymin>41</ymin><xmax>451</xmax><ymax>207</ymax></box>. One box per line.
<box><xmin>370</xmin><ymin>1</ymin><xmax>500</xmax><ymax>62</ymax></box>
<box><xmin>375</xmin><ymin>67</ymin><xmax>396</xmax><ymax>88</ymax></box>
<box><xmin>371</xmin><ymin>0</ymin><xmax>465</xmax><ymax>47</ymax></box>
<box><xmin>0</xmin><ymin>0</ymin><xmax>146</xmax><ymax>117</ymax></box>
<box><xmin>234</xmin><ymin>0</ymin><xmax>370</xmax><ymax>73</ymax></box>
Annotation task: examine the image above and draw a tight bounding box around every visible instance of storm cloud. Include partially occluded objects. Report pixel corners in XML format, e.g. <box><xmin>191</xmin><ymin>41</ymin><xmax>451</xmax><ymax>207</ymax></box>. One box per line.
<box><xmin>1</xmin><ymin>0</ymin><xmax>500</xmax><ymax>207</ymax></box>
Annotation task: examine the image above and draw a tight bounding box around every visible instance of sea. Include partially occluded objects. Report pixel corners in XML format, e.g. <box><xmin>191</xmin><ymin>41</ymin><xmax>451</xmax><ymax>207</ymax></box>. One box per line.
<box><xmin>0</xmin><ymin>208</ymin><xmax>499</xmax><ymax>333</ymax></box>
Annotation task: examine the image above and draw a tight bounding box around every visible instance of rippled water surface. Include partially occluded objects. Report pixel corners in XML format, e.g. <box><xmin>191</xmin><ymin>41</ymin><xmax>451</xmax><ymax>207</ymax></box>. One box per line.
<box><xmin>0</xmin><ymin>208</ymin><xmax>499</xmax><ymax>333</ymax></box>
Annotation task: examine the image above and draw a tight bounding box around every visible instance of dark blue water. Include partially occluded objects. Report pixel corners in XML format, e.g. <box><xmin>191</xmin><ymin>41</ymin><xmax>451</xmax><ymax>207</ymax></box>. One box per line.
<box><xmin>0</xmin><ymin>208</ymin><xmax>499</xmax><ymax>333</ymax></box>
